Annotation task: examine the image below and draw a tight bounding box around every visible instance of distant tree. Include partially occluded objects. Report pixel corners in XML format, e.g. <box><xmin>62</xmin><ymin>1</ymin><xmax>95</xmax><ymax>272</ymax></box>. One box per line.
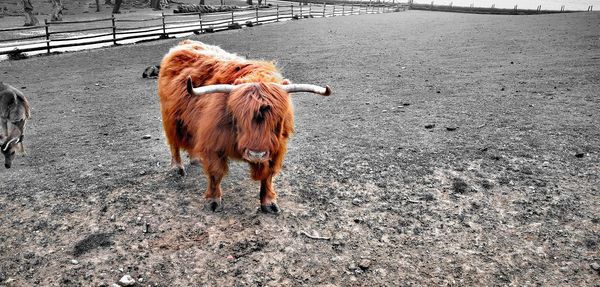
<box><xmin>22</xmin><ymin>0</ymin><xmax>39</xmax><ymax>26</ymax></box>
<box><xmin>50</xmin><ymin>0</ymin><xmax>63</xmax><ymax>21</ymax></box>
<box><xmin>96</xmin><ymin>0</ymin><xmax>101</xmax><ymax>12</ymax></box>
<box><xmin>112</xmin><ymin>0</ymin><xmax>122</xmax><ymax>13</ymax></box>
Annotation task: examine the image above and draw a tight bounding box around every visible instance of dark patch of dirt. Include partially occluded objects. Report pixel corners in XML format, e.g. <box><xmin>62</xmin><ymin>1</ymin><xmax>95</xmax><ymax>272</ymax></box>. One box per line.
<box><xmin>73</xmin><ymin>233</ymin><xmax>114</xmax><ymax>256</ymax></box>
<box><xmin>1</xmin><ymin>10</ymin><xmax>599</xmax><ymax>287</ymax></box>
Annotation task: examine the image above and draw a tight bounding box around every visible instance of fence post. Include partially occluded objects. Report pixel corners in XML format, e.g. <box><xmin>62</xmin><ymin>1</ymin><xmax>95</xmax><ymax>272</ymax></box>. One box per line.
<box><xmin>276</xmin><ymin>4</ymin><xmax>279</xmax><ymax>21</ymax></box>
<box><xmin>291</xmin><ymin>4</ymin><xmax>294</xmax><ymax>18</ymax></box>
<box><xmin>332</xmin><ymin>4</ymin><xmax>335</xmax><ymax>16</ymax></box>
<box><xmin>161</xmin><ymin>12</ymin><xmax>166</xmax><ymax>38</ymax></box>
<box><xmin>44</xmin><ymin>19</ymin><xmax>50</xmax><ymax>54</ymax></box>
<box><xmin>309</xmin><ymin>3</ymin><xmax>312</xmax><ymax>16</ymax></box>
<box><xmin>300</xmin><ymin>3</ymin><xmax>303</xmax><ymax>18</ymax></box>
<box><xmin>323</xmin><ymin>3</ymin><xmax>326</xmax><ymax>17</ymax></box>
<box><xmin>351</xmin><ymin>4</ymin><xmax>354</xmax><ymax>15</ymax></box>
<box><xmin>342</xmin><ymin>4</ymin><xmax>345</xmax><ymax>16</ymax></box>
<box><xmin>255</xmin><ymin>6</ymin><xmax>259</xmax><ymax>24</ymax></box>
<box><xmin>231</xmin><ymin>9</ymin><xmax>234</xmax><ymax>24</ymax></box>
<box><xmin>111</xmin><ymin>15</ymin><xmax>116</xmax><ymax>45</ymax></box>
<box><xmin>199</xmin><ymin>11</ymin><xmax>203</xmax><ymax>33</ymax></box>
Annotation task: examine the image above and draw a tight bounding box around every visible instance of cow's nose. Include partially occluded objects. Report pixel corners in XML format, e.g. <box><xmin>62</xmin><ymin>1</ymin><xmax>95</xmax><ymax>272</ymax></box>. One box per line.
<box><xmin>4</xmin><ymin>163</ymin><xmax>10</xmax><ymax>169</ymax></box>
<box><xmin>248</xmin><ymin>150</ymin><xmax>266</xmax><ymax>158</ymax></box>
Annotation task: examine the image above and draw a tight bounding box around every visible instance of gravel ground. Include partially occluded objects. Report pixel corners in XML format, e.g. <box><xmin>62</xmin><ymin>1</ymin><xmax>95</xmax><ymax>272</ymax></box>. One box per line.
<box><xmin>0</xmin><ymin>10</ymin><xmax>599</xmax><ymax>287</ymax></box>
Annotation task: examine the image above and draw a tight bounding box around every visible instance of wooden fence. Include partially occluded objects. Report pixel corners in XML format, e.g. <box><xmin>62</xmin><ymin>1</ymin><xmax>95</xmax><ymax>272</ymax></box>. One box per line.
<box><xmin>407</xmin><ymin>0</ymin><xmax>592</xmax><ymax>14</ymax></box>
<box><xmin>0</xmin><ymin>2</ymin><xmax>407</xmax><ymax>57</ymax></box>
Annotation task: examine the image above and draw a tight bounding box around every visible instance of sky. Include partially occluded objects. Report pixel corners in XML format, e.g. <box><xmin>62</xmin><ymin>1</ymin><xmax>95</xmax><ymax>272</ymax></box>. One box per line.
<box><xmin>411</xmin><ymin>0</ymin><xmax>599</xmax><ymax>10</ymax></box>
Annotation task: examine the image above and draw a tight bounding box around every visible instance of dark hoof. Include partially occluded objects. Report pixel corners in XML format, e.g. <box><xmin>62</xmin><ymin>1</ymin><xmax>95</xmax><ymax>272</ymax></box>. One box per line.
<box><xmin>170</xmin><ymin>167</ymin><xmax>185</xmax><ymax>177</ymax></box>
<box><xmin>205</xmin><ymin>199</ymin><xmax>223</xmax><ymax>212</ymax></box>
<box><xmin>260</xmin><ymin>203</ymin><xmax>281</xmax><ymax>214</ymax></box>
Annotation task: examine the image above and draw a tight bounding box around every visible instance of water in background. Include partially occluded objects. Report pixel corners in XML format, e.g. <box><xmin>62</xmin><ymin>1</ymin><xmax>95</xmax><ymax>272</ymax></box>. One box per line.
<box><xmin>412</xmin><ymin>0</ymin><xmax>598</xmax><ymax>10</ymax></box>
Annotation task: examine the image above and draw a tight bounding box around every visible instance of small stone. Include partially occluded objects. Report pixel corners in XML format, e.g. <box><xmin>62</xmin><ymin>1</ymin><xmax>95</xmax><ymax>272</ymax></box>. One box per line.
<box><xmin>70</xmin><ymin>259</ymin><xmax>79</xmax><ymax>265</ymax></box>
<box><xmin>142</xmin><ymin>134</ymin><xmax>152</xmax><ymax>140</ymax></box>
<box><xmin>436</xmin><ymin>90</ymin><xmax>441</xmax><ymax>94</ymax></box>
<box><xmin>445</xmin><ymin>126</ymin><xmax>458</xmax><ymax>131</ymax></box>
<box><xmin>501</xmin><ymin>87</ymin><xmax>505</xmax><ymax>91</ymax></box>
<box><xmin>348</xmin><ymin>262</ymin><xmax>357</xmax><ymax>270</ymax></box>
<box><xmin>591</xmin><ymin>262</ymin><xmax>600</xmax><ymax>271</ymax></box>
<box><xmin>575</xmin><ymin>150</ymin><xmax>585</xmax><ymax>158</ymax></box>
<box><xmin>111</xmin><ymin>284</ymin><xmax>121</xmax><ymax>287</ymax></box>
<box><xmin>425</xmin><ymin>124</ymin><xmax>435</xmax><ymax>129</ymax></box>
<box><xmin>227</xmin><ymin>255</ymin><xmax>235</xmax><ymax>260</ymax></box>
<box><xmin>358</xmin><ymin>258</ymin><xmax>372</xmax><ymax>270</ymax></box>
<box><xmin>352</xmin><ymin>198</ymin><xmax>362</xmax><ymax>206</ymax></box>
<box><xmin>380</xmin><ymin>234</ymin><xmax>390</xmax><ymax>243</ymax></box>
<box><xmin>382</xmin><ymin>110</ymin><xmax>387</xmax><ymax>113</ymax></box>
<box><xmin>119</xmin><ymin>275</ymin><xmax>135</xmax><ymax>286</ymax></box>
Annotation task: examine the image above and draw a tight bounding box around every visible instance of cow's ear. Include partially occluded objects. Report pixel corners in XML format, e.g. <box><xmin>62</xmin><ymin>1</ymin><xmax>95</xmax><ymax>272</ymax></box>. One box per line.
<box><xmin>281</xmin><ymin>79</ymin><xmax>291</xmax><ymax>85</ymax></box>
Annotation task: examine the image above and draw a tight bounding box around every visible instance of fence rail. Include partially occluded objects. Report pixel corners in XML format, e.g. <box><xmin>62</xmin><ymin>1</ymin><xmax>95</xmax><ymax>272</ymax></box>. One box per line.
<box><xmin>0</xmin><ymin>2</ymin><xmax>407</xmax><ymax>57</ymax></box>
<box><xmin>407</xmin><ymin>1</ymin><xmax>591</xmax><ymax>14</ymax></box>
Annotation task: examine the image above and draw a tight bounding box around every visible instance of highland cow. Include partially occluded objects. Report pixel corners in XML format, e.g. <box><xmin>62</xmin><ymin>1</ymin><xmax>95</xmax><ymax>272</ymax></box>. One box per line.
<box><xmin>158</xmin><ymin>40</ymin><xmax>331</xmax><ymax>213</ymax></box>
<box><xmin>0</xmin><ymin>83</ymin><xmax>31</xmax><ymax>169</ymax></box>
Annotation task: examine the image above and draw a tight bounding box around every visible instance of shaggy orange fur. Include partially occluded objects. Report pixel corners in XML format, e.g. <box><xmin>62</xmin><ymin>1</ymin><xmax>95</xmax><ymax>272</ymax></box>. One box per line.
<box><xmin>158</xmin><ymin>40</ymin><xmax>294</xmax><ymax>212</ymax></box>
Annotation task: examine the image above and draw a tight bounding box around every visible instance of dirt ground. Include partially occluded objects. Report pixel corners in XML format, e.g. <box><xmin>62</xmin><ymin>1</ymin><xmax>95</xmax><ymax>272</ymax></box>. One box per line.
<box><xmin>0</xmin><ymin>10</ymin><xmax>599</xmax><ymax>287</ymax></box>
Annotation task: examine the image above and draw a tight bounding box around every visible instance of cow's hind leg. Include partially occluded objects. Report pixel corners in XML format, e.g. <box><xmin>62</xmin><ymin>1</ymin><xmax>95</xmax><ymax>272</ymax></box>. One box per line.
<box><xmin>162</xmin><ymin>117</ymin><xmax>185</xmax><ymax>176</ymax></box>
<box><xmin>202</xmin><ymin>152</ymin><xmax>228</xmax><ymax>212</ymax></box>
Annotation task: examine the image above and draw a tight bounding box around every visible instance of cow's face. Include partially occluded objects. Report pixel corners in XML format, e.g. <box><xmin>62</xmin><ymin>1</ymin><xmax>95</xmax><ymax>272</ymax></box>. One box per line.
<box><xmin>0</xmin><ymin>136</ymin><xmax>20</xmax><ymax>169</ymax></box>
<box><xmin>228</xmin><ymin>83</ymin><xmax>293</xmax><ymax>163</ymax></box>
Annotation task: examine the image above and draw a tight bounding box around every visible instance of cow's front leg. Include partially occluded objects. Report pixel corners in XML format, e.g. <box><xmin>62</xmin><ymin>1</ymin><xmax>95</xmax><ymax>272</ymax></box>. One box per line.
<box><xmin>260</xmin><ymin>176</ymin><xmax>280</xmax><ymax>214</ymax></box>
<box><xmin>202</xmin><ymin>152</ymin><xmax>228</xmax><ymax>212</ymax></box>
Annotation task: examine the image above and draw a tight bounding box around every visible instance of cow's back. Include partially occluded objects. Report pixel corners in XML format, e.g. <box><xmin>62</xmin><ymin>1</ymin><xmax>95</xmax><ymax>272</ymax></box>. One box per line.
<box><xmin>0</xmin><ymin>83</ymin><xmax>30</xmax><ymax>121</ymax></box>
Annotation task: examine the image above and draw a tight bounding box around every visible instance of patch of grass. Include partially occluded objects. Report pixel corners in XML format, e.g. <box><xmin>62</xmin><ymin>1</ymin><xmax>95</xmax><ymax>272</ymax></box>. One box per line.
<box><xmin>452</xmin><ymin>177</ymin><xmax>471</xmax><ymax>193</ymax></box>
<box><xmin>7</xmin><ymin>49</ymin><xmax>28</xmax><ymax>60</ymax></box>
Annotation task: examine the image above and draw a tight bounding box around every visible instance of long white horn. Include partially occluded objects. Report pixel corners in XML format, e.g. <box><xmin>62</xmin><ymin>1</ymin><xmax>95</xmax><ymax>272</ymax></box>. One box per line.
<box><xmin>281</xmin><ymin>84</ymin><xmax>332</xmax><ymax>96</ymax></box>
<box><xmin>187</xmin><ymin>77</ymin><xmax>236</xmax><ymax>96</ymax></box>
<box><xmin>2</xmin><ymin>137</ymin><xmax>19</xmax><ymax>152</ymax></box>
